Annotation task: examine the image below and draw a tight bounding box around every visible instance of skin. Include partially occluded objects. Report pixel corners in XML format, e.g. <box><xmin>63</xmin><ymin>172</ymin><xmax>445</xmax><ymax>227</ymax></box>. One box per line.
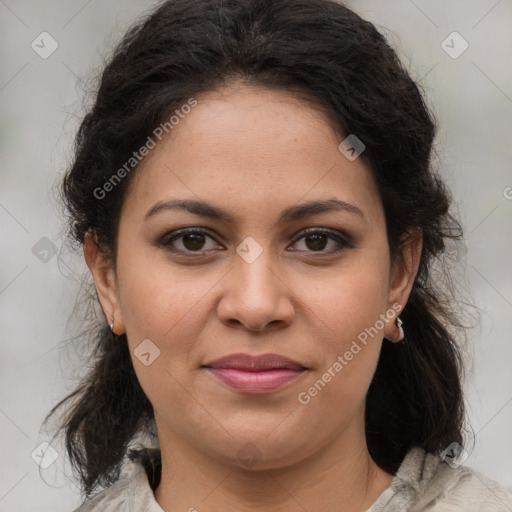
<box><xmin>84</xmin><ymin>80</ymin><xmax>422</xmax><ymax>512</ymax></box>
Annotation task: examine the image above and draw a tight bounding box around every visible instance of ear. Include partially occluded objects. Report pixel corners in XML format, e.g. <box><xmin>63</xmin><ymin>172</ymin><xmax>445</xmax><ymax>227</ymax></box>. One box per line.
<box><xmin>384</xmin><ymin>227</ymin><xmax>423</xmax><ymax>338</ymax></box>
<box><xmin>83</xmin><ymin>230</ymin><xmax>125</xmax><ymax>335</ymax></box>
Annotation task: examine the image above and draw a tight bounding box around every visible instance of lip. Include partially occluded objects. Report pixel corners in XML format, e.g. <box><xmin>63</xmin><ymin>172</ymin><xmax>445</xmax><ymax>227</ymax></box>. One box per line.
<box><xmin>202</xmin><ymin>353</ymin><xmax>308</xmax><ymax>395</ymax></box>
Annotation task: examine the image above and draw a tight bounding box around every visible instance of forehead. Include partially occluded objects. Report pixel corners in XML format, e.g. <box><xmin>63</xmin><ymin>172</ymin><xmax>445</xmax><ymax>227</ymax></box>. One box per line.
<box><xmin>120</xmin><ymin>82</ymin><xmax>382</xmax><ymax>227</ymax></box>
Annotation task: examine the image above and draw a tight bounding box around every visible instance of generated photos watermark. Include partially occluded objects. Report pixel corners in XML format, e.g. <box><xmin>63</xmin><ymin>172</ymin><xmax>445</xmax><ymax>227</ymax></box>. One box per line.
<box><xmin>93</xmin><ymin>97</ymin><xmax>198</xmax><ymax>200</ymax></box>
<box><xmin>298</xmin><ymin>302</ymin><xmax>403</xmax><ymax>405</ymax></box>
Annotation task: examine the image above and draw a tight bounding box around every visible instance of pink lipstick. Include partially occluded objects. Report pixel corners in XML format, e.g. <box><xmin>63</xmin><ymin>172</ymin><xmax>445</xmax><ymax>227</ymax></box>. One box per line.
<box><xmin>203</xmin><ymin>353</ymin><xmax>307</xmax><ymax>395</ymax></box>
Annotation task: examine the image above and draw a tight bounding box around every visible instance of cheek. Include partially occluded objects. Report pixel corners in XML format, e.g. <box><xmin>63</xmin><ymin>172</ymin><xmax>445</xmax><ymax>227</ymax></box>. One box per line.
<box><xmin>117</xmin><ymin>258</ymin><xmax>220</xmax><ymax>401</ymax></box>
<box><xmin>312</xmin><ymin>254</ymin><xmax>390</xmax><ymax>346</ymax></box>
<box><xmin>117</xmin><ymin>242</ymin><xmax>212</xmax><ymax>340</ymax></box>
<box><xmin>301</xmin><ymin>254</ymin><xmax>389</xmax><ymax>400</ymax></box>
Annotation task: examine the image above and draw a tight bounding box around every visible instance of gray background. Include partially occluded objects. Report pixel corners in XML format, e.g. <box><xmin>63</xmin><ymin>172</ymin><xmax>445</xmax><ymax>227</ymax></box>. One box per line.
<box><xmin>1</xmin><ymin>0</ymin><xmax>511</xmax><ymax>510</ymax></box>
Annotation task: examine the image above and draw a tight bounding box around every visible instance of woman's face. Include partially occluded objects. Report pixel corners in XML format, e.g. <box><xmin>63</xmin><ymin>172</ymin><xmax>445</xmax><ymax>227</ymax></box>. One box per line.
<box><xmin>86</xmin><ymin>81</ymin><xmax>421</xmax><ymax>469</ymax></box>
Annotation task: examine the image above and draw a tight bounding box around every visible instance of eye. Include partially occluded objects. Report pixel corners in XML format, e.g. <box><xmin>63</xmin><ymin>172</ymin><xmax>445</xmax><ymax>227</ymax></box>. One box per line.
<box><xmin>158</xmin><ymin>227</ymin><xmax>352</xmax><ymax>256</ymax></box>
<box><xmin>159</xmin><ymin>228</ymin><xmax>222</xmax><ymax>254</ymax></box>
<box><xmin>290</xmin><ymin>228</ymin><xmax>352</xmax><ymax>254</ymax></box>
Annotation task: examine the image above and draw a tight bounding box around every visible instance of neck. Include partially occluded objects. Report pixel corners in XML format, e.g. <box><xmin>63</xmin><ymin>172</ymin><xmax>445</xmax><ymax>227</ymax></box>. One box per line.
<box><xmin>153</xmin><ymin>415</ymin><xmax>394</xmax><ymax>512</ymax></box>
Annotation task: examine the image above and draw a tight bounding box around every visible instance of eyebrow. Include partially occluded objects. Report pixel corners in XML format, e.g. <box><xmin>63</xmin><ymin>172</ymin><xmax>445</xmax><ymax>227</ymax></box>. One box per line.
<box><xmin>144</xmin><ymin>198</ymin><xmax>365</xmax><ymax>225</ymax></box>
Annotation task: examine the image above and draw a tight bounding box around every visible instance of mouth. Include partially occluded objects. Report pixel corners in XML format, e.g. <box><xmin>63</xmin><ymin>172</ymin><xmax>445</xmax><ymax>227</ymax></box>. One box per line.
<box><xmin>201</xmin><ymin>353</ymin><xmax>309</xmax><ymax>395</ymax></box>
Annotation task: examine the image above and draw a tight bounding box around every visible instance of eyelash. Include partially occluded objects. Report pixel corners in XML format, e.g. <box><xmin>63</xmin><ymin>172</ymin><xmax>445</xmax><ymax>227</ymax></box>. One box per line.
<box><xmin>158</xmin><ymin>227</ymin><xmax>353</xmax><ymax>257</ymax></box>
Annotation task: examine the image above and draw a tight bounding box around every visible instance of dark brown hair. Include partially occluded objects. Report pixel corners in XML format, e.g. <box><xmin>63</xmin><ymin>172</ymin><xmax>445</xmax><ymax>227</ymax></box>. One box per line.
<box><xmin>46</xmin><ymin>0</ymin><xmax>471</xmax><ymax>499</ymax></box>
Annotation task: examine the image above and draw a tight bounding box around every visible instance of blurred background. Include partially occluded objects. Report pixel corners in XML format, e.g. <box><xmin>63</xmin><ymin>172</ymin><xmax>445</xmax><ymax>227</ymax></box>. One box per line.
<box><xmin>1</xmin><ymin>0</ymin><xmax>511</xmax><ymax>510</ymax></box>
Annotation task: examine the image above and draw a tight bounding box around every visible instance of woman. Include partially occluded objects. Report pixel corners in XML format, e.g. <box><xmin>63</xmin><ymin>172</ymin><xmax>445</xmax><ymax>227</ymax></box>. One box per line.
<box><xmin>46</xmin><ymin>0</ymin><xmax>512</xmax><ymax>510</ymax></box>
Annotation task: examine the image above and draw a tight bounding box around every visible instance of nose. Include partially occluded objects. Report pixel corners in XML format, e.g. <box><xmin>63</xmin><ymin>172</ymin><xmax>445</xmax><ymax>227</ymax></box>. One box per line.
<box><xmin>217</xmin><ymin>245</ymin><xmax>295</xmax><ymax>332</ymax></box>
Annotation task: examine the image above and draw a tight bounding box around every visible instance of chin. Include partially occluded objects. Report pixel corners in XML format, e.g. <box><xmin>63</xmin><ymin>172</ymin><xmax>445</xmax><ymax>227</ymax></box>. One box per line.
<box><xmin>198</xmin><ymin>428</ymin><xmax>321</xmax><ymax>471</ymax></box>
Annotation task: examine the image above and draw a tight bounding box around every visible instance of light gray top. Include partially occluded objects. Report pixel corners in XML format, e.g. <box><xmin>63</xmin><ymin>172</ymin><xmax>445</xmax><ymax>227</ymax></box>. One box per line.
<box><xmin>73</xmin><ymin>446</ymin><xmax>512</xmax><ymax>511</ymax></box>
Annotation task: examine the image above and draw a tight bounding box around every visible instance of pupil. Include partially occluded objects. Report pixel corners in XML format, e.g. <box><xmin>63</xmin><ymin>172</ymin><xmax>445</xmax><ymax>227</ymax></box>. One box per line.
<box><xmin>305</xmin><ymin>234</ymin><xmax>327</xmax><ymax>251</ymax></box>
<box><xmin>183</xmin><ymin>233</ymin><xmax>205</xmax><ymax>250</ymax></box>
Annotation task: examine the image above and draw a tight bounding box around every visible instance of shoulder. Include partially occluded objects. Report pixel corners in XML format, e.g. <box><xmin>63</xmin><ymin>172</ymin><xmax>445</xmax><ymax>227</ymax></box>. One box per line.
<box><xmin>432</xmin><ymin>466</ymin><xmax>512</xmax><ymax>511</ymax></box>
<box><xmin>72</xmin><ymin>449</ymin><xmax>164</xmax><ymax>512</ymax></box>
<box><xmin>72</xmin><ymin>465</ymin><xmax>137</xmax><ymax>512</ymax></box>
<box><xmin>370</xmin><ymin>446</ymin><xmax>512</xmax><ymax>511</ymax></box>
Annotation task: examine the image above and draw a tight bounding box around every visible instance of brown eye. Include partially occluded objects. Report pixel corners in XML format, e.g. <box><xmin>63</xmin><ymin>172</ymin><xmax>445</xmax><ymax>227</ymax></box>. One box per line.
<box><xmin>180</xmin><ymin>232</ymin><xmax>208</xmax><ymax>251</ymax></box>
<box><xmin>290</xmin><ymin>229</ymin><xmax>352</xmax><ymax>254</ymax></box>
<box><xmin>303</xmin><ymin>233</ymin><xmax>329</xmax><ymax>251</ymax></box>
<box><xmin>160</xmin><ymin>229</ymin><xmax>221</xmax><ymax>254</ymax></box>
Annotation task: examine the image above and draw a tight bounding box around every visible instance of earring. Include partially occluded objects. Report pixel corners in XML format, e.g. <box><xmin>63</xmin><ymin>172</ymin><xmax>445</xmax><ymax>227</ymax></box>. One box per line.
<box><xmin>110</xmin><ymin>315</ymin><xmax>115</xmax><ymax>334</ymax></box>
<box><xmin>395</xmin><ymin>316</ymin><xmax>404</xmax><ymax>342</ymax></box>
